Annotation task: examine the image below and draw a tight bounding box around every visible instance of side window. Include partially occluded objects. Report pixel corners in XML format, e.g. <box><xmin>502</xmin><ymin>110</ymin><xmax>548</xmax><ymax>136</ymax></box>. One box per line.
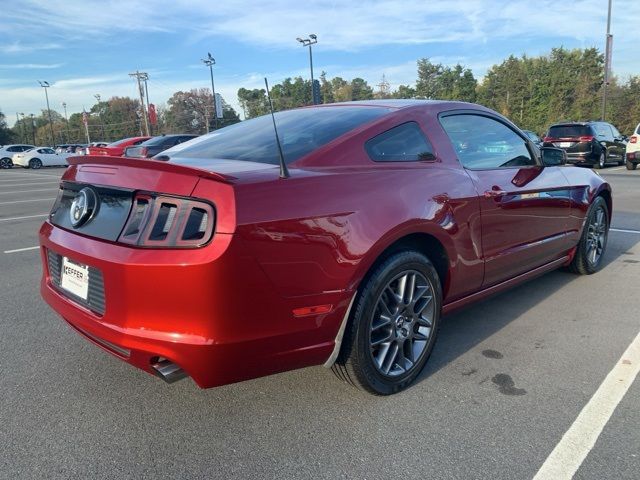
<box><xmin>365</xmin><ymin>122</ymin><xmax>434</xmax><ymax>162</ymax></box>
<box><xmin>45</xmin><ymin>148</ymin><xmax>55</xmax><ymax>154</ymax></box>
<box><xmin>37</xmin><ymin>149</ymin><xmax>46</xmax><ymax>154</ymax></box>
<box><xmin>440</xmin><ymin>114</ymin><xmax>535</xmax><ymax>169</ymax></box>
<box><xmin>7</xmin><ymin>146</ymin><xmax>18</xmax><ymax>152</ymax></box>
<box><xmin>593</xmin><ymin>123</ymin><xmax>613</xmax><ymax>141</ymax></box>
<box><xmin>133</xmin><ymin>139</ymin><xmax>145</xmax><ymax>145</ymax></box>
<box><xmin>609</xmin><ymin>124</ymin><xmax>621</xmax><ymax>138</ymax></box>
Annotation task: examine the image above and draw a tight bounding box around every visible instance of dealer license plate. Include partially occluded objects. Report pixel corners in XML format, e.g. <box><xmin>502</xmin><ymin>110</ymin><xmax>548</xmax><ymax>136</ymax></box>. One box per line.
<box><xmin>60</xmin><ymin>257</ymin><xmax>89</xmax><ymax>300</ymax></box>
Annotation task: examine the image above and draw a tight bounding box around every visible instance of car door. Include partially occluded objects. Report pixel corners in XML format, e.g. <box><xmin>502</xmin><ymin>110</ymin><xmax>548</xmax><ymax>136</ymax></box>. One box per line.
<box><xmin>593</xmin><ymin>123</ymin><xmax>618</xmax><ymax>162</ymax></box>
<box><xmin>41</xmin><ymin>148</ymin><xmax>57</xmax><ymax>165</ymax></box>
<box><xmin>439</xmin><ymin>112</ymin><xmax>572</xmax><ymax>287</ymax></box>
<box><xmin>609</xmin><ymin>123</ymin><xmax>627</xmax><ymax>160</ymax></box>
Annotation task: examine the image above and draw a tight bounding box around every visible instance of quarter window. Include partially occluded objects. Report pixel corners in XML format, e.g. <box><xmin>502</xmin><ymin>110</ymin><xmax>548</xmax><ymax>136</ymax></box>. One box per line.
<box><xmin>365</xmin><ymin>122</ymin><xmax>434</xmax><ymax>162</ymax></box>
<box><xmin>440</xmin><ymin>114</ymin><xmax>535</xmax><ymax>169</ymax></box>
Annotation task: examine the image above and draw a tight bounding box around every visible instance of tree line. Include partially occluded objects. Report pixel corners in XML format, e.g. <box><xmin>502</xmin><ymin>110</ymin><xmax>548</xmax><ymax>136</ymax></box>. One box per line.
<box><xmin>237</xmin><ymin>47</ymin><xmax>639</xmax><ymax>135</ymax></box>
<box><xmin>2</xmin><ymin>46</ymin><xmax>639</xmax><ymax>146</ymax></box>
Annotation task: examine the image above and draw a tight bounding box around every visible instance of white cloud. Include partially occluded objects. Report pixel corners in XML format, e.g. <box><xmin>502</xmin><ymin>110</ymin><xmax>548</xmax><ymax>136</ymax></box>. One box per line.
<box><xmin>0</xmin><ymin>63</ymin><xmax>64</xmax><ymax>69</ymax></box>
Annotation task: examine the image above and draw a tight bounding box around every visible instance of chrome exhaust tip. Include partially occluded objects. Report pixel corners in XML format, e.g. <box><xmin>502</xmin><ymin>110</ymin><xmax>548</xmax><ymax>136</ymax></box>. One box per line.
<box><xmin>151</xmin><ymin>358</ymin><xmax>187</xmax><ymax>384</ymax></box>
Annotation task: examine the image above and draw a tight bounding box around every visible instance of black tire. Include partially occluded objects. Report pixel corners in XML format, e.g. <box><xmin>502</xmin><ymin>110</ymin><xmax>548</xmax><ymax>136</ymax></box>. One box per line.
<box><xmin>627</xmin><ymin>160</ymin><xmax>638</xmax><ymax>171</ymax></box>
<box><xmin>332</xmin><ymin>251</ymin><xmax>442</xmax><ymax>395</ymax></box>
<box><xmin>594</xmin><ymin>151</ymin><xmax>606</xmax><ymax>169</ymax></box>
<box><xmin>29</xmin><ymin>158</ymin><xmax>42</xmax><ymax>169</ymax></box>
<box><xmin>0</xmin><ymin>157</ymin><xmax>12</xmax><ymax>169</ymax></box>
<box><xmin>568</xmin><ymin>196</ymin><xmax>609</xmax><ymax>275</ymax></box>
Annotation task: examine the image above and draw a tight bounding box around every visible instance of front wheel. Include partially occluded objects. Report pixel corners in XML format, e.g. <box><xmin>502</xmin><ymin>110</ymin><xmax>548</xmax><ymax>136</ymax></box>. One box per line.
<box><xmin>569</xmin><ymin>196</ymin><xmax>609</xmax><ymax>275</ymax></box>
<box><xmin>332</xmin><ymin>251</ymin><xmax>442</xmax><ymax>395</ymax></box>
<box><xmin>627</xmin><ymin>160</ymin><xmax>638</xmax><ymax>171</ymax></box>
<box><xmin>29</xmin><ymin>158</ymin><xmax>42</xmax><ymax>169</ymax></box>
<box><xmin>0</xmin><ymin>157</ymin><xmax>12</xmax><ymax>169</ymax></box>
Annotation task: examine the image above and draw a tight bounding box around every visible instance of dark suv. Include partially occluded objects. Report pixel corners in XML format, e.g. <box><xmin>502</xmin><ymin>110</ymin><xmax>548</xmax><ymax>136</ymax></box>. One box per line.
<box><xmin>543</xmin><ymin>121</ymin><xmax>627</xmax><ymax>169</ymax></box>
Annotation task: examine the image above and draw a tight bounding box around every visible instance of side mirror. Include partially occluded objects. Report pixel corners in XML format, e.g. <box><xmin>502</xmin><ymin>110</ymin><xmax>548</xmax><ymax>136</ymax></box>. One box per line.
<box><xmin>540</xmin><ymin>147</ymin><xmax>567</xmax><ymax>166</ymax></box>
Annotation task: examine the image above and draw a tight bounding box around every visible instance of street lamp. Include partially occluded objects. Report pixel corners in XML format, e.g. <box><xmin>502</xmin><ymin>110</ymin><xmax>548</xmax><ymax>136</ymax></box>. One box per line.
<box><xmin>296</xmin><ymin>34</ymin><xmax>318</xmax><ymax>104</ymax></box>
<box><xmin>38</xmin><ymin>80</ymin><xmax>56</xmax><ymax>147</ymax></box>
<box><xmin>201</xmin><ymin>52</ymin><xmax>217</xmax><ymax>130</ymax></box>
<box><xmin>61</xmin><ymin>102</ymin><xmax>70</xmax><ymax>143</ymax></box>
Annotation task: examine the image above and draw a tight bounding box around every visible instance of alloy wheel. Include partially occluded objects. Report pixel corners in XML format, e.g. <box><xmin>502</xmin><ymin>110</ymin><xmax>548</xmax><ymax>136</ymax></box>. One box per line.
<box><xmin>369</xmin><ymin>270</ymin><xmax>435</xmax><ymax>377</ymax></box>
<box><xmin>0</xmin><ymin>158</ymin><xmax>11</xmax><ymax>169</ymax></box>
<box><xmin>586</xmin><ymin>206</ymin><xmax>607</xmax><ymax>266</ymax></box>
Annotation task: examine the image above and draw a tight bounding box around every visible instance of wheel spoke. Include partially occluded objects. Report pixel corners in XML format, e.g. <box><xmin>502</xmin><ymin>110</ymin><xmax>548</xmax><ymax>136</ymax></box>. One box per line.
<box><xmin>371</xmin><ymin>331</ymin><xmax>393</xmax><ymax>347</ymax></box>
<box><xmin>382</xmin><ymin>342</ymin><xmax>399</xmax><ymax>374</ymax></box>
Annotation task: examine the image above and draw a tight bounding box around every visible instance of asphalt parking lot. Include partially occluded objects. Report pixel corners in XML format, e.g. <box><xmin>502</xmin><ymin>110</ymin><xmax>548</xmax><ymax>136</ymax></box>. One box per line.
<box><xmin>1</xmin><ymin>165</ymin><xmax>638</xmax><ymax>479</ymax></box>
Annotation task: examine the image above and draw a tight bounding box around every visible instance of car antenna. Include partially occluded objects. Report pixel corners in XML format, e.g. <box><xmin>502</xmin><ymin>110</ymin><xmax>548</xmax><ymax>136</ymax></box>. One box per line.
<box><xmin>264</xmin><ymin>77</ymin><xmax>289</xmax><ymax>179</ymax></box>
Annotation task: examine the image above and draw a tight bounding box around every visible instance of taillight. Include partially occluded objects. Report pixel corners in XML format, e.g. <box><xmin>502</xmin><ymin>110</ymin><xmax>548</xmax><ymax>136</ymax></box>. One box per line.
<box><xmin>543</xmin><ymin>136</ymin><xmax>554</xmax><ymax>142</ymax></box>
<box><xmin>579</xmin><ymin>135</ymin><xmax>594</xmax><ymax>142</ymax></box>
<box><xmin>631</xmin><ymin>136</ymin><xmax>638</xmax><ymax>144</ymax></box>
<box><xmin>119</xmin><ymin>193</ymin><xmax>215</xmax><ymax>248</ymax></box>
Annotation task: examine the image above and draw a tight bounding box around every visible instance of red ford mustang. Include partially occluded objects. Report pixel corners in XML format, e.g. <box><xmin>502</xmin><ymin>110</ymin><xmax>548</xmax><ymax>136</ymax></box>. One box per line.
<box><xmin>39</xmin><ymin>100</ymin><xmax>611</xmax><ymax>395</ymax></box>
<box><xmin>85</xmin><ymin>136</ymin><xmax>151</xmax><ymax>156</ymax></box>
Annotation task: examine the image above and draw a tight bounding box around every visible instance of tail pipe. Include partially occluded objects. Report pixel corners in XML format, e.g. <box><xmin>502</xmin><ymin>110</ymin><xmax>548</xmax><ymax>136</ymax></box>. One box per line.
<box><xmin>151</xmin><ymin>358</ymin><xmax>187</xmax><ymax>384</ymax></box>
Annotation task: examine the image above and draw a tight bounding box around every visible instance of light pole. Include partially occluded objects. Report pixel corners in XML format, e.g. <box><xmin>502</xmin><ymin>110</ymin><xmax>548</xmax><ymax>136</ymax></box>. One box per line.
<box><xmin>38</xmin><ymin>80</ymin><xmax>56</xmax><ymax>147</ymax></box>
<box><xmin>601</xmin><ymin>0</ymin><xmax>613</xmax><ymax>121</ymax></box>
<box><xmin>201</xmin><ymin>52</ymin><xmax>217</xmax><ymax>130</ymax></box>
<box><xmin>61</xmin><ymin>102</ymin><xmax>70</xmax><ymax>143</ymax></box>
<box><xmin>18</xmin><ymin>113</ymin><xmax>26</xmax><ymax>143</ymax></box>
<box><xmin>296</xmin><ymin>34</ymin><xmax>318</xmax><ymax>104</ymax></box>
<box><xmin>94</xmin><ymin>94</ymin><xmax>106</xmax><ymax>140</ymax></box>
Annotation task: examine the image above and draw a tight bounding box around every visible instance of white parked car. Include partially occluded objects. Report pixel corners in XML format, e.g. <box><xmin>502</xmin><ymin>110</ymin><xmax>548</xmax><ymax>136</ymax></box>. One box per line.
<box><xmin>626</xmin><ymin>123</ymin><xmax>640</xmax><ymax>170</ymax></box>
<box><xmin>0</xmin><ymin>144</ymin><xmax>35</xmax><ymax>169</ymax></box>
<box><xmin>12</xmin><ymin>147</ymin><xmax>70</xmax><ymax>169</ymax></box>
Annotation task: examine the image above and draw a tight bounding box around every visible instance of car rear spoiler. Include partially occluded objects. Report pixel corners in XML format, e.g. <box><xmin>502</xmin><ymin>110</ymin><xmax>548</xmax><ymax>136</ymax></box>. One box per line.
<box><xmin>66</xmin><ymin>155</ymin><xmax>236</xmax><ymax>184</ymax></box>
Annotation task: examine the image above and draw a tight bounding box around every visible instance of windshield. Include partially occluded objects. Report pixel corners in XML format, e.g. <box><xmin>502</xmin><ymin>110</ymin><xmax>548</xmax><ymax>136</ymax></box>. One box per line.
<box><xmin>548</xmin><ymin>125</ymin><xmax>592</xmax><ymax>138</ymax></box>
<box><xmin>165</xmin><ymin>106</ymin><xmax>392</xmax><ymax>165</ymax></box>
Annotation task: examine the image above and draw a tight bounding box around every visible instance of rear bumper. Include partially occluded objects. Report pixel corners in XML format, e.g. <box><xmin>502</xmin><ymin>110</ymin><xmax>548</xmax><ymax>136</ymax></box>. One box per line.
<box><xmin>39</xmin><ymin>222</ymin><xmax>347</xmax><ymax>388</ymax></box>
<box><xmin>566</xmin><ymin>151</ymin><xmax>598</xmax><ymax>165</ymax></box>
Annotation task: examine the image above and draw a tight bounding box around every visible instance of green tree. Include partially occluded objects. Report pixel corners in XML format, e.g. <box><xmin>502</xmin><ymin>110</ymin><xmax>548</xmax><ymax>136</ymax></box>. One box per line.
<box><xmin>237</xmin><ymin>88</ymin><xmax>269</xmax><ymax>119</ymax></box>
<box><xmin>0</xmin><ymin>110</ymin><xmax>16</xmax><ymax>144</ymax></box>
<box><xmin>165</xmin><ymin>89</ymin><xmax>239</xmax><ymax>134</ymax></box>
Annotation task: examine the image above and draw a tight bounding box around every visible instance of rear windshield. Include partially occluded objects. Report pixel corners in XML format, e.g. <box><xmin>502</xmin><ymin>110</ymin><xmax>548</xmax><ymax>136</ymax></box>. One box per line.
<box><xmin>141</xmin><ymin>136</ymin><xmax>178</xmax><ymax>147</ymax></box>
<box><xmin>164</xmin><ymin>106</ymin><xmax>392</xmax><ymax>165</ymax></box>
<box><xmin>547</xmin><ymin>125</ymin><xmax>592</xmax><ymax>138</ymax></box>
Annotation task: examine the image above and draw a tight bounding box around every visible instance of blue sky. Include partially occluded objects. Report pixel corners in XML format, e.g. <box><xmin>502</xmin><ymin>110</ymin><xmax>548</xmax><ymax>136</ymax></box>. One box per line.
<box><xmin>1</xmin><ymin>0</ymin><xmax>637</xmax><ymax>126</ymax></box>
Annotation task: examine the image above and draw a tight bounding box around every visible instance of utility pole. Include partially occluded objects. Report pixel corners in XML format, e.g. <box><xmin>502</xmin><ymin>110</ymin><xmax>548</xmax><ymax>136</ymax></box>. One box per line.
<box><xmin>94</xmin><ymin>94</ymin><xmax>106</xmax><ymax>140</ymax></box>
<box><xmin>129</xmin><ymin>71</ymin><xmax>150</xmax><ymax>136</ymax></box>
<box><xmin>142</xmin><ymin>77</ymin><xmax>152</xmax><ymax>135</ymax></box>
<box><xmin>296</xmin><ymin>34</ymin><xmax>318</xmax><ymax>104</ymax></box>
<box><xmin>61</xmin><ymin>102</ymin><xmax>70</xmax><ymax>143</ymax></box>
<box><xmin>601</xmin><ymin>0</ymin><xmax>613</xmax><ymax>121</ymax></box>
<box><xmin>38</xmin><ymin>80</ymin><xmax>56</xmax><ymax>147</ymax></box>
<box><xmin>201</xmin><ymin>53</ymin><xmax>217</xmax><ymax>130</ymax></box>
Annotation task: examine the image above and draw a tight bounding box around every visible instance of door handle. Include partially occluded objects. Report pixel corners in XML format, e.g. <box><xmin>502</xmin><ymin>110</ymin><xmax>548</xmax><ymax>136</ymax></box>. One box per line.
<box><xmin>484</xmin><ymin>186</ymin><xmax>506</xmax><ymax>199</ymax></box>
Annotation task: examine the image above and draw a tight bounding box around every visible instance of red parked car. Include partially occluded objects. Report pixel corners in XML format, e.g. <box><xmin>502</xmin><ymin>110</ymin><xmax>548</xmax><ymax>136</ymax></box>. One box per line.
<box><xmin>85</xmin><ymin>136</ymin><xmax>151</xmax><ymax>156</ymax></box>
<box><xmin>39</xmin><ymin>100</ymin><xmax>611</xmax><ymax>395</ymax></box>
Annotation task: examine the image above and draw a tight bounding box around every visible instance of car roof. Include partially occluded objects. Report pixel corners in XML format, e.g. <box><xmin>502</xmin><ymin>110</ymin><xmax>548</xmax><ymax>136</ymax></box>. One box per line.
<box><xmin>306</xmin><ymin>99</ymin><xmax>478</xmax><ymax>110</ymax></box>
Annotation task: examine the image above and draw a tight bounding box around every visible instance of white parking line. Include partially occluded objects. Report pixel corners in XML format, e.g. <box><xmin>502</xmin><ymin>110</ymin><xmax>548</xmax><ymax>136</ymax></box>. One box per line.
<box><xmin>610</xmin><ymin>228</ymin><xmax>640</xmax><ymax>234</ymax></box>
<box><xmin>533</xmin><ymin>330</ymin><xmax>640</xmax><ymax>480</ymax></box>
<box><xmin>0</xmin><ymin>214</ymin><xmax>48</xmax><ymax>222</ymax></box>
<box><xmin>0</xmin><ymin>188</ymin><xmax>59</xmax><ymax>195</ymax></box>
<box><xmin>3</xmin><ymin>246</ymin><xmax>40</xmax><ymax>254</ymax></box>
<box><xmin>0</xmin><ymin>198</ymin><xmax>55</xmax><ymax>205</ymax></box>
<box><xmin>0</xmin><ymin>181</ymin><xmax>60</xmax><ymax>187</ymax></box>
